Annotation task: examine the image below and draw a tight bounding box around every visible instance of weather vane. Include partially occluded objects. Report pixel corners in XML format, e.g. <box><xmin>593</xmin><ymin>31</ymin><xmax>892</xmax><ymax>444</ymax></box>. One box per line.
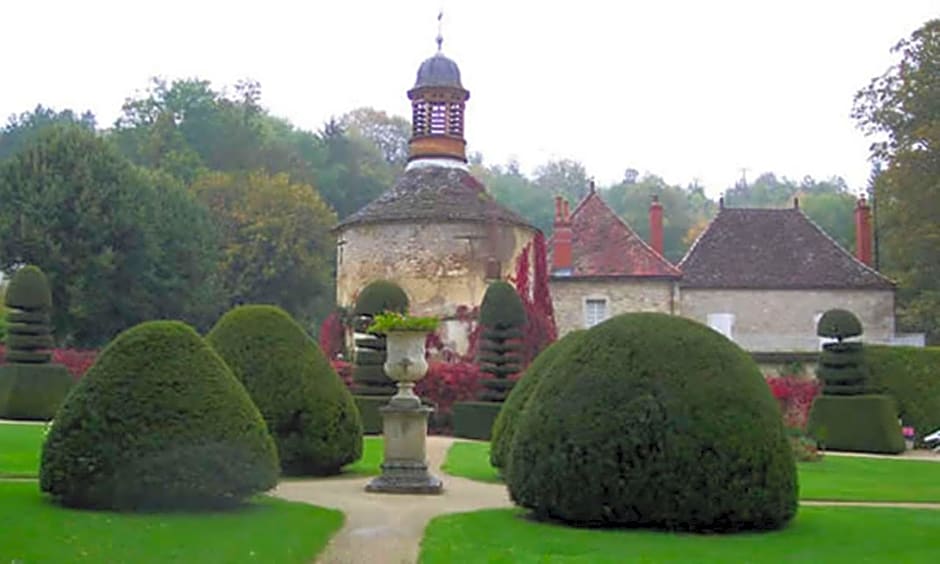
<box><xmin>436</xmin><ymin>10</ymin><xmax>444</xmax><ymax>52</ymax></box>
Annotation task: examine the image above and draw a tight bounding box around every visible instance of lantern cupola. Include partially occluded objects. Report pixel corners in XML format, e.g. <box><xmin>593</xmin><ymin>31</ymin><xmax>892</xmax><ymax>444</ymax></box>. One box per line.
<box><xmin>407</xmin><ymin>33</ymin><xmax>470</xmax><ymax>165</ymax></box>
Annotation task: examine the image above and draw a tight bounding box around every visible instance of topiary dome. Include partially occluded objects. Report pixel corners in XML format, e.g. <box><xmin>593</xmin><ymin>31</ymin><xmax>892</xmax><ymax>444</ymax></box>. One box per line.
<box><xmin>479</xmin><ymin>281</ymin><xmax>526</xmax><ymax>328</ymax></box>
<box><xmin>39</xmin><ymin>321</ymin><xmax>279</xmax><ymax>509</ymax></box>
<box><xmin>816</xmin><ymin>309</ymin><xmax>863</xmax><ymax>341</ymax></box>
<box><xmin>353</xmin><ymin>280</ymin><xmax>410</xmax><ymax>316</ymax></box>
<box><xmin>207</xmin><ymin>305</ymin><xmax>363</xmax><ymax>476</ymax></box>
<box><xmin>4</xmin><ymin>265</ymin><xmax>52</xmax><ymax>311</ymax></box>
<box><xmin>506</xmin><ymin>313</ymin><xmax>797</xmax><ymax>532</ymax></box>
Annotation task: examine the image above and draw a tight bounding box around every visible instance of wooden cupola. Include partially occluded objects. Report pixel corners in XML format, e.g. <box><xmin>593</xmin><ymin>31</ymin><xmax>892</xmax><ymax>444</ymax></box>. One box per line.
<box><xmin>407</xmin><ymin>38</ymin><xmax>470</xmax><ymax>163</ymax></box>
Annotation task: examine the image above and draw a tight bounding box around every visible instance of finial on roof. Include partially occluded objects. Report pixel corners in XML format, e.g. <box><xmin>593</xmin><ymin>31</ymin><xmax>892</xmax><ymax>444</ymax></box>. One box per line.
<box><xmin>436</xmin><ymin>10</ymin><xmax>444</xmax><ymax>52</ymax></box>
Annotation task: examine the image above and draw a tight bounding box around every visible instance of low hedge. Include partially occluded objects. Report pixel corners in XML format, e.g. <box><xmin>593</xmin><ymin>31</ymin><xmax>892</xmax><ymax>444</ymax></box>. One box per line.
<box><xmin>452</xmin><ymin>401</ymin><xmax>502</xmax><ymax>440</ymax></box>
<box><xmin>865</xmin><ymin>345</ymin><xmax>940</xmax><ymax>444</ymax></box>
<box><xmin>355</xmin><ymin>395</ymin><xmax>388</xmax><ymax>434</ymax></box>
<box><xmin>0</xmin><ymin>363</ymin><xmax>73</xmax><ymax>420</ymax></box>
<box><xmin>807</xmin><ymin>395</ymin><xmax>905</xmax><ymax>454</ymax></box>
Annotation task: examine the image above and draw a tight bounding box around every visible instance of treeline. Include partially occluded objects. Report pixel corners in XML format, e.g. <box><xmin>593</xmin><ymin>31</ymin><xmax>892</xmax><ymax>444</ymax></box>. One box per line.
<box><xmin>0</xmin><ymin>77</ymin><xmax>863</xmax><ymax>346</ymax></box>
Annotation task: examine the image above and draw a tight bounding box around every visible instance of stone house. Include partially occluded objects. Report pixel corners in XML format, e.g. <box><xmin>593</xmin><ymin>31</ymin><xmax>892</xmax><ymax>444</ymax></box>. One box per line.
<box><xmin>549</xmin><ymin>192</ymin><xmax>899</xmax><ymax>354</ymax></box>
<box><xmin>334</xmin><ymin>43</ymin><xmax>537</xmax><ymax>351</ymax></box>
<box><xmin>549</xmin><ymin>186</ymin><xmax>681</xmax><ymax>335</ymax></box>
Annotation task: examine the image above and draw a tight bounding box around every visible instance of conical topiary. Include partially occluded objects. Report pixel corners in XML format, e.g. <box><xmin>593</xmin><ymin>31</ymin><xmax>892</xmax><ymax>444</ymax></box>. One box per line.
<box><xmin>207</xmin><ymin>305</ymin><xmax>363</xmax><ymax>476</ymax></box>
<box><xmin>477</xmin><ymin>281</ymin><xmax>526</xmax><ymax>402</ymax></box>
<box><xmin>39</xmin><ymin>321</ymin><xmax>279</xmax><ymax>510</ymax></box>
<box><xmin>816</xmin><ymin>309</ymin><xmax>866</xmax><ymax>395</ymax></box>
<box><xmin>0</xmin><ymin>265</ymin><xmax>72</xmax><ymax>420</ymax></box>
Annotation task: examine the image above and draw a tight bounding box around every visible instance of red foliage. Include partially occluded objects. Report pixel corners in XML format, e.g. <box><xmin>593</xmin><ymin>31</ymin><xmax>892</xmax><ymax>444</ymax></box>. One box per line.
<box><xmin>416</xmin><ymin>361</ymin><xmax>484</xmax><ymax>423</ymax></box>
<box><xmin>765</xmin><ymin>375</ymin><xmax>821</xmax><ymax>430</ymax></box>
<box><xmin>331</xmin><ymin>359</ymin><xmax>353</xmax><ymax>387</ymax></box>
<box><xmin>0</xmin><ymin>345</ymin><xmax>97</xmax><ymax>381</ymax></box>
<box><xmin>318</xmin><ymin>311</ymin><xmax>346</xmax><ymax>361</ymax></box>
<box><xmin>512</xmin><ymin>237</ymin><xmax>558</xmax><ymax>365</ymax></box>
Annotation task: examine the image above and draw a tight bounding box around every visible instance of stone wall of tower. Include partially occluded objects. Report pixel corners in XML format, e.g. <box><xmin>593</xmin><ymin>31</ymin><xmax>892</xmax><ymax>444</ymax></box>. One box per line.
<box><xmin>337</xmin><ymin>220</ymin><xmax>536</xmax><ymax>320</ymax></box>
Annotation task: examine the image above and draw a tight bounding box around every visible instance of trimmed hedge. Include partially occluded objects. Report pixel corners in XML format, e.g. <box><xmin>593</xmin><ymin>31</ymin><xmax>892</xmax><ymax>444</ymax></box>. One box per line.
<box><xmin>817</xmin><ymin>342</ymin><xmax>867</xmax><ymax>395</ymax></box>
<box><xmin>865</xmin><ymin>345</ymin><xmax>940</xmax><ymax>445</ymax></box>
<box><xmin>355</xmin><ymin>395</ymin><xmax>388</xmax><ymax>434</ymax></box>
<box><xmin>478</xmin><ymin>281</ymin><xmax>527</xmax><ymax>402</ymax></box>
<box><xmin>807</xmin><ymin>395</ymin><xmax>905</xmax><ymax>454</ymax></box>
<box><xmin>353</xmin><ymin>280</ymin><xmax>409</xmax><ymax>316</ymax></box>
<box><xmin>816</xmin><ymin>308</ymin><xmax>863</xmax><ymax>340</ymax></box>
<box><xmin>489</xmin><ymin>330</ymin><xmax>585</xmax><ymax>470</ymax></box>
<box><xmin>452</xmin><ymin>401</ymin><xmax>502</xmax><ymax>440</ymax></box>
<box><xmin>207</xmin><ymin>305</ymin><xmax>363</xmax><ymax>476</ymax></box>
<box><xmin>506</xmin><ymin>313</ymin><xmax>797</xmax><ymax>531</ymax></box>
<box><xmin>39</xmin><ymin>321</ymin><xmax>279</xmax><ymax>510</ymax></box>
<box><xmin>0</xmin><ymin>364</ymin><xmax>72</xmax><ymax>420</ymax></box>
<box><xmin>4</xmin><ymin>265</ymin><xmax>53</xmax><ymax>310</ymax></box>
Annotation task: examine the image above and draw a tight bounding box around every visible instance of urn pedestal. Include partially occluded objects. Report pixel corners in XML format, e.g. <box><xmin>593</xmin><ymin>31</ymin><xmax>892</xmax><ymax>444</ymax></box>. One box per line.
<box><xmin>365</xmin><ymin>330</ymin><xmax>443</xmax><ymax>494</ymax></box>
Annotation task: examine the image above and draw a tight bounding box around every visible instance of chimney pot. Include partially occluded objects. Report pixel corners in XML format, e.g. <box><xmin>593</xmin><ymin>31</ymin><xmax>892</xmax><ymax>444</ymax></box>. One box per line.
<box><xmin>855</xmin><ymin>196</ymin><xmax>873</xmax><ymax>266</ymax></box>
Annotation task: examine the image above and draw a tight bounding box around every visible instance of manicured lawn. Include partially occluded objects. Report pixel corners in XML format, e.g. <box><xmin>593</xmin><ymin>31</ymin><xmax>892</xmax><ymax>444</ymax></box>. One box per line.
<box><xmin>0</xmin><ymin>481</ymin><xmax>342</xmax><ymax>563</ymax></box>
<box><xmin>420</xmin><ymin>507</ymin><xmax>940</xmax><ymax>563</ymax></box>
<box><xmin>0</xmin><ymin>422</ymin><xmax>45</xmax><ymax>478</ymax></box>
<box><xmin>441</xmin><ymin>441</ymin><xmax>940</xmax><ymax>502</ymax></box>
<box><xmin>0</xmin><ymin>422</ymin><xmax>383</xmax><ymax>478</ymax></box>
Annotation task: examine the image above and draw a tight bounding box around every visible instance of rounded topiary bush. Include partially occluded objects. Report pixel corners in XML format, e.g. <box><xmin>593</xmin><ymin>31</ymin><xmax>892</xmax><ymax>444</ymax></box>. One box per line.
<box><xmin>506</xmin><ymin>313</ymin><xmax>797</xmax><ymax>532</ymax></box>
<box><xmin>207</xmin><ymin>305</ymin><xmax>363</xmax><ymax>476</ymax></box>
<box><xmin>816</xmin><ymin>309</ymin><xmax>862</xmax><ymax>341</ymax></box>
<box><xmin>4</xmin><ymin>265</ymin><xmax>53</xmax><ymax>311</ymax></box>
<box><xmin>353</xmin><ymin>280</ymin><xmax>410</xmax><ymax>316</ymax></box>
<box><xmin>490</xmin><ymin>330</ymin><xmax>584</xmax><ymax>470</ymax></box>
<box><xmin>39</xmin><ymin>321</ymin><xmax>279</xmax><ymax>510</ymax></box>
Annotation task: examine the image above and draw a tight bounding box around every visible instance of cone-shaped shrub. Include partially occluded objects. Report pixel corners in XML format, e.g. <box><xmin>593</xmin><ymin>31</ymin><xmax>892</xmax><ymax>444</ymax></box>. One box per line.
<box><xmin>0</xmin><ymin>265</ymin><xmax>72</xmax><ymax>420</ymax></box>
<box><xmin>207</xmin><ymin>305</ymin><xmax>363</xmax><ymax>476</ymax></box>
<box><xmin>490</xmin><ymin>330</ymin><xmax>584</xmax><ymax>470</ymax></box>
<box><xmin>477</xmin><ymin>281</ymin><xmax>527</xmax><ymax>402</ymax></box>
<box><xmin>39</xmin><ymin>321</ymin><xmax>278</xmax><ymax>510</ymax></box>
<box><xmin>506</xmin><ymin>313</ymin><xmax>797</xmax><ymax>532</ymax></box>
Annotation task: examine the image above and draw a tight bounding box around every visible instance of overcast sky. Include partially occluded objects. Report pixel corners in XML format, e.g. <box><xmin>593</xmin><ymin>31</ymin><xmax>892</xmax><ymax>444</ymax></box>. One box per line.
<box><xmin>2</xmin><ymin>0</ymin><xmax>937</xmax><ymax>197</ymax></box>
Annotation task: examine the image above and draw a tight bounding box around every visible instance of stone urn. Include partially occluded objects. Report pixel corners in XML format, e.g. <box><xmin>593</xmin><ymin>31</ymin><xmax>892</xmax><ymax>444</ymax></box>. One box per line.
<box><xmin>366</xmin><ymin>329</ymin><xmax>442</xmax><ymax>494</ymax></box>
<box><xmin>383</xmin><ymin>330</ymin><xmax>429</xmax><ymax>409</ymax></box>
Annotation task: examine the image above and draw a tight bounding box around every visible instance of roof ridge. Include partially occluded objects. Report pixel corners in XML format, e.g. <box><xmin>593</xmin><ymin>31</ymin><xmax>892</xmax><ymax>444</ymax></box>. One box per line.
<box><xmin>793</xmin><ymin>206</ymin><xmax>895</xmax><ymax>285</ymax></box>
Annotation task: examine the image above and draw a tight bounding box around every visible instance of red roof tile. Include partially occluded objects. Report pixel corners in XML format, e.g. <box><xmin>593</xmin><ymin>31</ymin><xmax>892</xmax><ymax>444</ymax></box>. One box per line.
<box><xmin>551</xmin><ymin>191</ymin><xmax>681</xmax><ymax>278</ymax></box>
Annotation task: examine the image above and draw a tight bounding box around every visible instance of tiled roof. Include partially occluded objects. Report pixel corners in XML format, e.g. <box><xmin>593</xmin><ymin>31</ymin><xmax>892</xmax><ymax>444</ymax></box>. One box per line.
<box><xmin>552</xmin><ymin>191</ymin><xmax>681</xmax><ymax>278</ymax></box>
<box><xmin>678</xmin><ymin>207</ymin><xmax>894</xmax><ymax>289</ymax></box>
<box><xmin>336</xmin><ymin>166</ymin><xmax>534</xmax><ymax>230</ymax></box>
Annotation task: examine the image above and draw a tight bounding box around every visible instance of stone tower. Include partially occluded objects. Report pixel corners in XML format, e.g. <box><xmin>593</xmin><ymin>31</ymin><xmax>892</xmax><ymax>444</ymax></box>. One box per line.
<box><xmin>335</xmin><ymin>37</ymin><xmax>537</xmax><ymax>349</ymax></box>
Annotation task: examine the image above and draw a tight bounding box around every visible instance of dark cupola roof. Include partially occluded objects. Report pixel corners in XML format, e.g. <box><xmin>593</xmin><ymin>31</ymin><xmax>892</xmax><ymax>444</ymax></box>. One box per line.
<box><xmin>414</xmin><ymin>53</ymin><xmax>463</xmax><ymax>89</ymax></box>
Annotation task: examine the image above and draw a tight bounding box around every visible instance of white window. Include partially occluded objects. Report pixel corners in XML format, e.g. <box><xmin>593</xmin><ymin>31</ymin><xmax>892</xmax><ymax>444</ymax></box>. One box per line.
<box><xmin>584</xmin><ymin>298</ymin><xmax>608</xmax><ymax>328</ymax></box>
<box><xmin>707</xmin><ymin>313</ymin><xmax>735</xmax><ymax>340</ymax></box>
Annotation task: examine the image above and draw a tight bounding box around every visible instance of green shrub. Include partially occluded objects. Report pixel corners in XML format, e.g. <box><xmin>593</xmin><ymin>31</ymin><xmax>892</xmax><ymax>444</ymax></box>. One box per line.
<box><xmin>807</xmin><ymin>395</ymin><xmax>905</xmax><ymax>454</ymax></box>
<box><xmin>39</xmin><ymin>321</ymin><xmax>279</xmax><ymax>510</ymax></box>
<box><xmin>207</xmin><ymin>305</ymin><xmax>363</xmax><ymax>476</ymax></box>
<box><xmin>0</xmin><ymin>265</ymin><xmax>72</xmax><ymax>420</ymax></box>
<box><xmin>816</xmin><ymin>308</ymin><xmax>863</xmax><ymax>340</ymax></box>
<box><xmin>353</xmin><ymin>280</ymin><xmax>409</xmax><ymax>316</ymax></box>
<box><xmin>506</xmin><ymin>313</ymin><xmax>797</xmax><ymax>531</ymax></box>
<box><xmin>490</xmin><ymin>331</ymin><xmax>585</xmax><ymax>470</ymax></box>
<box><xmin>452</xmin><ymin>401</ymin><xmax>502</xmax><ymax>440</ymax></box>
<box><xmin>818</xmin><ymin>342</ymin><xmax>867</xmax><ymax>395</ymax></box>
<box><xmin>865</xmin><ymin>345</ymin><xmax>940</xmax><ymax>445</ymax></box>
<box><xmin>477</xmin><ymin>281</ymin><xmax>527</xmax><ymax>402</ymax></box>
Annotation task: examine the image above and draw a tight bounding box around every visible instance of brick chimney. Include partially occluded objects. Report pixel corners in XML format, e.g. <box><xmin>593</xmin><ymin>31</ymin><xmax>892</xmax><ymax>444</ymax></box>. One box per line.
<box><xmin>855</xmin><ymin>196</ymin><xmax>873</xmax><ymax>266</ymax></box>
<box><xmin>552</xmin><ymin>196</ymin><xmax>573</xmax><ymax>275</ymax></box>
<box><xmin>649</xmin><ymin>195</ymin><xmax>664</xmax><ymax>256</ymax></box>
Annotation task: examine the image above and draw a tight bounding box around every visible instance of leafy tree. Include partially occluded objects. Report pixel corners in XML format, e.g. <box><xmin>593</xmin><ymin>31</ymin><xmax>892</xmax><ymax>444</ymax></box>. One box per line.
<box><xmin>340</xmin><ymin>107</ymin><xmax>411</xmax><ymax>167</ymax></box>
<box><xmin>533</xmin><ymin>158</ymin><xmax>591</xmax><ymax>202</ymax></box>
<box><xmin>0</xmin><ymin>105</ymin><xmax>96</xmax><ymax>161</ymax></box>
<box><xmin>800</xmin><ymin>191</ymin><xmax>856</xmax><ymax>250</ymax></box>
<box><xmin>191</xmin><ymin>170</ymin><xmax>337</xmax><ymax>327</ymax></box>
<box><xmin>0</xmin><ymin>125</ymin><xmax>220</xmax><ymax>346</ymax></box>
<box><xmin>477</xmin><ymin>160</ymin><xmax>555</xmax><ymax>234</ymax></box>
<box><xmin>853</xmin><ymin>19</ymin><xmax>940</xmax><ymax>342</ymax></box>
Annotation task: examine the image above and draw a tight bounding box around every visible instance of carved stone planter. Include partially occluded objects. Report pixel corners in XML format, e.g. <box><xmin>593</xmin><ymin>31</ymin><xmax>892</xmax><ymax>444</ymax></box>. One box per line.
<box><xmin>366</xmin><ymin>330</ymin><xmax>442</xmax><ymax>494</ymax></box>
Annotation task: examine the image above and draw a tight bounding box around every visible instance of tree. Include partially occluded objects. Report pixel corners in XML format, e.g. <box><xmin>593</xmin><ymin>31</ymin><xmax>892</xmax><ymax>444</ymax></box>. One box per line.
<box><xmin>0</xmin><ymin>125</ymin><xmax>221</xmax><ymax>346</ymax></box>
<box><xmin>191</xmin><ymin>170</ymin><xmax>337</xmax><ymax>327</ymax></box>
<box><xmin>0</xmin><ymin>105</ymin><xmax>96</xmax><ymax>161</ymax></box>
<box><xmin>340</xmin><ymin>107</ymin><xmax>411</xmax><ymax>167</ymax></box>
<box><xmin>533</xmin><ymin>158</ymin><xmax>591</xmax><ymax>202</ymax></box>
<box><xmin>477</xmin><ymin>160</ymin><xmax>555</xmax><ymax>234</ymax></box>
<box><xmin>853</xmin><ymin>19</ymin><xmax>940</xmax><ymax>342</ymax></box>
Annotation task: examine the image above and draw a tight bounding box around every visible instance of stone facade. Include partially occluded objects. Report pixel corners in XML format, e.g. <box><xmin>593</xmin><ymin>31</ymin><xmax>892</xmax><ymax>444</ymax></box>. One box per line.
<box><xmin>337</xmin><ymin>221</ymin><xmax>535</xmax><ymax>318</ymax></box>
<box><xmin>551</xmin><ymin>278</ymin><xmax>677</xmax><ymax>336</ymax></box>
<box><xmin>679</xmin><ymin>288</ymin><xmax>896</xmax><ymax>352</ymax></box>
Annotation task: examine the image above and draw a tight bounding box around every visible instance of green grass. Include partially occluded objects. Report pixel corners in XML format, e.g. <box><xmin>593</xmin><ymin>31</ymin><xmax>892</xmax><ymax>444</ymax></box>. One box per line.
<box><xmin>442</xmin><ymin>441</ymin><xmax>940</xmax><ymax>502</ymax></box>
<box><xmin>0</xmin><ymin>422</ymin><xmax>383</xmax><ymax>478</ymax></box>
<box><xmin>0</xmin><ymin>421</ymin><xmax>45</xmax><ymax>477</ymax></box>
<box><xmin>420</xmin><ymin>507</ymin><xmax>940</xmax><ymax>563</ymax></box>
<box><xmin>0</xmin><ymin>481</ymin><xmax>342</xmax><ymax>563</ymax></box>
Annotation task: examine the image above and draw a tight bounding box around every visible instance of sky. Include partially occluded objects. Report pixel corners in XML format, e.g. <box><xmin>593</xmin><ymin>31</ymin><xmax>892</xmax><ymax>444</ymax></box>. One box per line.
<box><xmin>1</xmin><ymin>0</ymin><xmax>937</xmax><ymax>197</ymax></box>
